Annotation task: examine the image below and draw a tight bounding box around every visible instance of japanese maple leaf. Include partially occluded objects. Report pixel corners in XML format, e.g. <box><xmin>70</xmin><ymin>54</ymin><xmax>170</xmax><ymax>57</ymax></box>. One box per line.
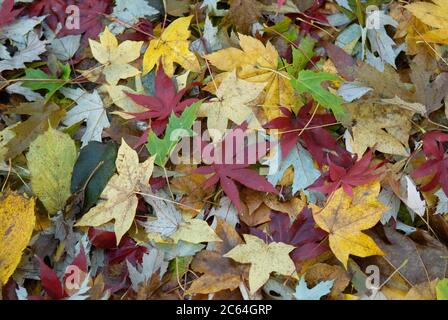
<box><xmin>33</xmin><ymin>248</ymin><xmax>87</xmax><ymax>300</ymax></box>
<box><xmin>195</xmin><ymin>125</ymin><xmax>278</xmax><ymax>212</ymax></box>
<box><xmin>0</xmin><ymin>0</ymin><xmax>23</xmax><ymax>28</ymax></box>
<box><xmin>88</xmin><ymin>228</ymin><xmax>148</xmax><ymax>293</ymax></box>
<box><xmin>59</xmin><ymin>0</ymin><xmax>112</xmax><ymax>43</ymax></box>
<box><xmin>29</xmin><ymin>0</ymin><xmax>111</xmax><ymax>43</ymax></box>
<box><xmin>88</xmin><ymin>228</ymin><xmax>147</xmax><ymax>265</ymax></box>
<box><xmin>264</xmin><ymin>103</ymin><xmax>344</xmax><ymax>165</ymax></box>
<box><xmin>412</xmin><ymin>131</ymin><xmax>448</xmax><ymax>196</ymax></box>
<box><xmin>309</xmin><ymin>149</ymin><xmax>382</xmax><ymax>196</ymax></box>
<box><xmin>126</xmin><ymin>65</ymin><xmax>199</xmax><ymax>147</ymax></box>
<box><xmin>287</xmin><ymin>0</ymin><xmax>328</xmax><ymax>34</ymax></box>
<box><xmin>27</xmin><ymin>0</ymin><xmax>69</xmax><ymax>31</ymax></box>
<box><xmin>251</xmin><ymin>207</ymin><xmax>328</xmax><ymax>265</ymax></box>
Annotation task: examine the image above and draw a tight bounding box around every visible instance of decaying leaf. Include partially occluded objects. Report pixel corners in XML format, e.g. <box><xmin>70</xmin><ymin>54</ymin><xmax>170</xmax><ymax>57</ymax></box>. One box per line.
<box><xmin>0</xmin><ymin>193</ymin><xmax>35</xmax><ymax>284</ymax></box>
<box><xmin>76</xmin><ymin>140</ymin><xmax>155</xmax><ymax>243</ymax></box>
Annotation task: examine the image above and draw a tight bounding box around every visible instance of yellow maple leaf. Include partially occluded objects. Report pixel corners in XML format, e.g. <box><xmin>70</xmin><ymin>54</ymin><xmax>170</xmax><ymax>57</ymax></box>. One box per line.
<box><xmin>406</xmin><ymin>0</ymin><xmax>448</xmax><ymax>44</ymax></box>
<box><xmin>205</xmin><ymin>34</ymin><xmax>295</xmax><ymax>120</ymax></box>
<box><xmin>169</xmin><ymin>218</ymin><xmax>221</xmax><ymax>244</ymax></box>
<box><xmin>0</xmin><ymin>193</ymin><xmax>35</xmax><ymax>284</ymax></box>
<box><xmin>27</xmin><ymin>127</ymin><xmax>77</xmax><ymax>215</ymax></box>
<box><xmin>310</xmin><ymin>182</ymin><xmax>386</xmax><ymax>268</ymax></box>
<box><xmin>143</xmin><ymin>16</ymin><xmax>201</xmax><ymax>77</ymax></box>
<box><xmin>197</xmin><ymin>71</ymin><xmax>265</xmax><ymax>142</ymax></box>
<box><xmin>224</xmin><ymin>234</ymin><xmax>297</xmax><ymax>294</ymax></box>
<box><xmin>76</xmin><ymin>139</ymin><xmax>155</xmax><ymax>244</ymax></box>
<box><xmin>89</xmin><ymin>27</ymin><xmax>143</xmax><ymax>85</ymax></box>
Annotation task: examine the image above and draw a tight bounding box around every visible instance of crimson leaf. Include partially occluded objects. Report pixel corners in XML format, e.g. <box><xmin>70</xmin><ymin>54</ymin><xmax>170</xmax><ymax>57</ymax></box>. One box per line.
<box><xmin>195</xmin><ymin>124</ymin><xmax>278</xmax><ymax>212</ymax></box>
<box><xmin>264</xmin><ymin>103</ymin><xmax>345</xmax><ymax>165</ymax></box>
<box><xmin>412</xmin><ymin>131</ymin><xmax>448</xmax><ymax>196</ymax></box>
<box><xmin>251</xmin><ymin>207</ymin><xmax>328</xmax><ymax>265</ymax></box>
<box><xmin>0</xmin><ymin>0</ymin><xmax>23</xmax><ymax>28</ymax></box>
<box><xmin>309</xmin><ymin>149</ymin><xmax>382</xmax><ymax>196</ymax></box>
<box><xmin>126</xmin><ymin>65</ymin><xmax>199</xmax><ymax>147</ymax></box>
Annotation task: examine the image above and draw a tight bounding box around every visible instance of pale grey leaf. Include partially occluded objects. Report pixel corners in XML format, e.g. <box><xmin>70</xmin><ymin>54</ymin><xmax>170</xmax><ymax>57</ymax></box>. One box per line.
<box><xmin>60</xmin><ymin>88</ymin><xmax>110</xmax><ymax>147</ymax></box>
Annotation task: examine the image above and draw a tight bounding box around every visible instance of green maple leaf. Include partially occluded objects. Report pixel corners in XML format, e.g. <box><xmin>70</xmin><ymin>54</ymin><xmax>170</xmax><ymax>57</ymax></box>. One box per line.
<box><xmin>146</xmin><ymin>101</ymin><xmax>201</xmax><ymax>167</ymax></box>
<box><xmin>291</xmin><ymin>70</ymin><xmax>345</xmax><ymax>117</ymax></box>
<box><xmin>22</xmin><ymin>63</ymin><xmax>71</xmax><ymax>100</ymax></box>
<box><xmin>285</xmin><ymin>36</ymin><xmax>316</xmax><ymax>77</ymax></box>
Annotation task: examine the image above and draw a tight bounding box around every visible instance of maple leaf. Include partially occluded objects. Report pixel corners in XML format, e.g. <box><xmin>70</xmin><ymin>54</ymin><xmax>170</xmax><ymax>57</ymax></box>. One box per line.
<box><xmin>309</xmin><ymin>149</ymin><xmax>382</xmax><ymax>196</ymax></box>
<box><xmin>89</xmin><ymin>26</ymin><xmax>143</xmax><ymax>85</ymax></box>
<box><xmin>412</xmin><ymin>131</ymin><xmax>448</xmax><ymax>196</ymax></box>
<box><xmin>224</xmin><ymin>234</ymin><xmax>297</xmax><ymax>294</ymax></box>
<box><xmin>36</xmin><ymin>247</ymin><xmax>87</xmax><ymax>300</ymax></box>
<box><xmin>294</xmin><ymin>276</ymin><xmax>333</xmax><ymax>300</ymax></box>
<box><xmin>142</xmin><ymin>194</ymin><xmax>221</xmax><ymax>244</ymax></box>
<box><xmin>27</xmin><ymin>0</ymin><xmax>68</xmax><ymax>31</ymax></box>
<box><xmin>0</xmin><ymin>193</ymin><xmax>35</xmax><ymax>284</ymax></box>
<box><xmin>195</xmin><ymin>125</ymin><xmax>278</xmax><ymax>212</ymax></box>
<box><xmin>266</xmin><ymin>142</ymin><xmax>321</xmax><ymax>200</ymax></box>
<box><xmin>205</xmin><ymin>34</ymin><xmax>295</xmax><ymax>120</ymax></box>
<box><xmin>198</xmin><ymin>71</ymin><xmax>265</xmax><ymax>142</ymax></box>
<box><xmin>264</xmin><ymin>103</ymin><xmax>341</xmax><ymax>165</ymax></box>
<box><xmin>227</xmin><ymin>0</ymin><xmax>261</xmax><ymax>34</ymax></box>
<box><xmin>406</xmin><ymin>0</ymin><xmax>448</xmax><ymax>44</ymax></box>
<box><xmin>146</xmin><ymin>101</ymin><xmax>201</xmax><ymax>167</ymax></box>
<box><xmin>251</xmin><ymin>207</ymin><xmax>328</xmax><ymax>265</ymax></box>
<box><xmin>66</xmin><ymin>0</ymin><xmax>112</xmax><ymax>42</ymax></box>
<box><xmin>0</xmin><ymin>32</ymin><xmax>48</xmax><ymax>73</ymax></box>
<box><xmin>142</xmin><ymin>16</ymin><xmax>200</xmax><ymax>77</ymax></box>
<box><xmin>22</xmin><ymin>63</ymin><xmax>71</xmax><ymax>101</ymax></box>
<box><xmin>310</xmin><ymin>181</ymin><xmax>386</xmax><ymax>268</ymax></box>
<box><xmin>290</xmin><ymin>70</ymin><xmax>345</xmax><ymax>117</ymax></box>
<box><xmin>0</xmin><ymin>0</ymin><xmax>23</xmax><ymax>28</ymax></box>
<box><xmin>108</xmin><ymin>0</ymin><xmax>158</xmax><ymax>35</ymax></box>
<box><xmin>76</xmin><ymin>140</ymin><xmax>155</xmax><ymax>244</ymax></box>
<box><xmin>187</xmin><ymin>219</ymin><xmax>245</xmax><ymax>294</ymax></box>
<box><xmin>1</xmin><ymin>101</ymin><xmax>66</xmax><ymax>161</ymax></box>
<box><xmin>126</xmin><ymin>65</ymin><xmax>198</xmax><ymax>146</ymax></box>
<box><xmin>60</xmin><ymin>88</ymin><xmax>110</xmax><ymax>147</ymax></box>
<box><xmin>344</xmin><ymin>100</ymin><xmax>413</xmax><ymax>157</ymax></box>
<box><xmin>88</xmin><ymin>228</ymin><xmax>148</xmax><ymax>266</ymax></box>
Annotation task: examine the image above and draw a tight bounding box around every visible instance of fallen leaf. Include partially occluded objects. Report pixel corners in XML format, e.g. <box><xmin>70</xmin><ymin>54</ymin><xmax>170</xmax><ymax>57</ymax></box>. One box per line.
<box><xmin>205</xmin><ymin>34</ymin><xmax>295</xmax><ymax>120</ymax></box>
<box><xmin>311</xmin><ymin>182</ymin><xmax>386</xmax><ymax>267</ymax></box>
<box><xmin>0</xmin><ymin>193</ymin><xmax>35</xmax><ymax>284</ymax></box>
<box><xmin>188</xmin><ymin>219</ymin><xmax>245</xmax><ymax>294</ymax></box>
<box><xmin>224</xmin><ymin>234</ymin><xmax>297</xmax><ymax>294</ymax></box>
<box><xmin>27</xmin><ymin>127</ymin><xmax>77</xmax><ymax>215</ymax></box>
<box><xmin>76</xmin><ymin>139</ymin><xmax>155</xmax><ymax>243</ymax></box>
<box><xmin>142</xmin><ymin>16</ymin><xmax>200</xmax><ymax>77</ymax></box>
<box><xmin>89</xmin><ymin>27</ymin><xmax>143</xmax><ymax>85</ymax></box>
<box><xmin>198</xmin><ymin>71</ymin><xmax>265</xmax><ymax>142</ymax></box>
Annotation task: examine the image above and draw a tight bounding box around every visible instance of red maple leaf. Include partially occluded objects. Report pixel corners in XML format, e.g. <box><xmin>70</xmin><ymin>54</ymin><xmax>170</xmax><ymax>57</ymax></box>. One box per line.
<box><xmin>309</xmin><ymin>149</ymin><xmax>382</xmax><ymax>196</ymax></box>
<box><xmin>195</xmin><ymin>124</ymin><xmax>278</xmax><ymax>212</ymax></box>
<box><xmin>126</xmin><ymin>65</ymin><xmax>199</xmax><ymax>147</ymax></box>
<box><xmin>251</xmin><ymin>207</ymin><xmax>328</xmax><ymax>265</ymax></box>
<box><xmin>27</xmin><ymin>0</ymin><xmax>71</xmax><ymax>31</ymax></box>
<box><xmin>264</xmin><ymin>103</ymin><xmax>345</xmax><ymax>165</ymax></box>
<box><xmin>88</xmin><ymin>228</ymin><xmax>147</xmax><ymax>266</ymax></box>
<box><xmin>34</xmin><ymin>247</ymin><xmax>87</xmax><ymax>300</ymax></box>
<box><xmin>0</xmin><ymin>0</ymin><xmax>23</xmax><ymax>28</ymax></box>
<box><xmin>59</xmin><ymin>0</ymin><xmax>112</xmax><ymax>43</ymax></box>
<box><xmin>286</xmin><ymin>0</ymin><xmax>328</xmax><ymax>34</ymax></box>
<box><xmin>28</xmin><ymin>0</ymin><xmax>111</xmax><ymax>43</ymax></box>
<box><xmin>412</xmin><ymin>131</ymin><xmax>448</xmax><ymax>195</ymax></box>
